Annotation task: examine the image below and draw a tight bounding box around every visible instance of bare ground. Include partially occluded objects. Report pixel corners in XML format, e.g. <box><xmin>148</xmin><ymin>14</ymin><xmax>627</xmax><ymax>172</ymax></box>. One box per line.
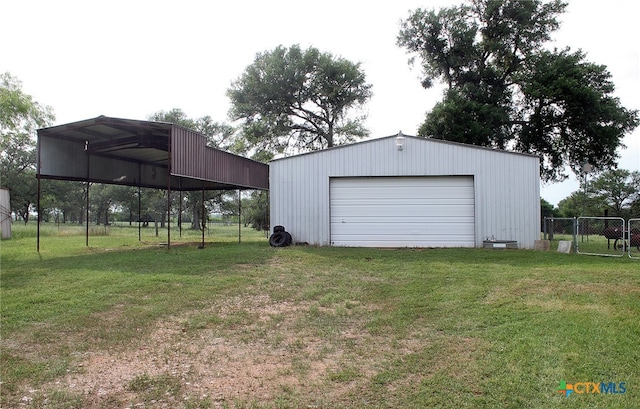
<box><xmin>10</xmin><ymin>283</ymin><xmax>479</xmax><ymax>408</ymax></box>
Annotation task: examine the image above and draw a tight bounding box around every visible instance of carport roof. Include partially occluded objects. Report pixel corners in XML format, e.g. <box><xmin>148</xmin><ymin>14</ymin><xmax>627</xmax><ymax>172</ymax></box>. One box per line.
<box><xmin>37</xmin><ymin>116</ymin><xmax>269</xmax><ymax>191</ymax></box>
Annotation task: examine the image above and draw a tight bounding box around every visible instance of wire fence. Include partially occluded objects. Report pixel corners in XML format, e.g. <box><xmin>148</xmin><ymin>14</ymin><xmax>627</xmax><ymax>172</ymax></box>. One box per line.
<box><xmin>542</xmin><ymin>217</ymin><xmax>575</xmax><ymax>252</ymax></box>
<box><xmin>543</xmin><ymin>217</ymin><xmax>639</xmax><ymax>258</ymax></box>
<box><xmin>576</xmin><ymin>217</ymin><xmax>625</xmax><ymax>257</ymax></box>
<box><xmin>629</xmin><ymin>218</ymin><xmax>640</xmax><ymax>260</ymax></box>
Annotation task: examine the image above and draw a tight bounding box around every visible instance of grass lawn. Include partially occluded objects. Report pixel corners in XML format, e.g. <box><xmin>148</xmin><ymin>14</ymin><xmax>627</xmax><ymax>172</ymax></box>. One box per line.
<box><xmin>1</xmin><ymin>223</ymin><xmax>639</xmax><ymax>408</ymax></box>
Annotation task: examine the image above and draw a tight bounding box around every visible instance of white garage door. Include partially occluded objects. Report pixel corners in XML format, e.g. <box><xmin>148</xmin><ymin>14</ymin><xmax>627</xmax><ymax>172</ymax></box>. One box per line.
<box><xmin>330</xmin><ymin>176</ymin><xmax>475</xmax><ymax>247</ymax></box>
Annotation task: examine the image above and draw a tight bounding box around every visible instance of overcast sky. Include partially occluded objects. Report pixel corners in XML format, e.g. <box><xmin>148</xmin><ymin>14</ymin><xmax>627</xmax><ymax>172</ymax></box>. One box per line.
<box><xmin>2</xmin><ymin>0</ymin><xmax>638</xmax><ymax>205</ymax></box>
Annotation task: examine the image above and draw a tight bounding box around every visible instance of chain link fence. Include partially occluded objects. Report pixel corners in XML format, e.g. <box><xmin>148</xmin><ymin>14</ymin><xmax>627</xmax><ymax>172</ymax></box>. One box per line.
<box><xmin>629</xmin><ymin>219</ymin><xmax>640</xmax><ymax>259</ymax></box>
<box><xmin>542</xmin><ymin>217</ymin><xmax>576</xmax><ymax>250</ymax></box>
<box><xmin>576</xmin><ymin>217</ymin><xmax>626</xmax><ymax>257</ymax></box>
<box><xmin>543</xmin><ymin>217</ymin><xmax>639</xmax><ymax>259</ymax></box>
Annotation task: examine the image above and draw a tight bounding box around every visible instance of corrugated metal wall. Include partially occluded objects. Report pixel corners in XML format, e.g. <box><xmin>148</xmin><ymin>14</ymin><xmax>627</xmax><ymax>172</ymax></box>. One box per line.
<box><xmin>171</xmin><ymin>126</ymin><xmax>268</xmax><ymax>190</ymax></box>
<box><xmin>270</xmin><ymin>136</ymin><xmax>540</xmax><ymax>248</ymax></box>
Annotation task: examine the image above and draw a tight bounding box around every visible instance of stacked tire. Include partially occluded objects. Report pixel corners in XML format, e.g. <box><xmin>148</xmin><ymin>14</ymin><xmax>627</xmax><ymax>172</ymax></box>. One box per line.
<box><xmin>269</xmin><ymin>225</ymin><xmax>292</xmax><ymax>247</ymax></box>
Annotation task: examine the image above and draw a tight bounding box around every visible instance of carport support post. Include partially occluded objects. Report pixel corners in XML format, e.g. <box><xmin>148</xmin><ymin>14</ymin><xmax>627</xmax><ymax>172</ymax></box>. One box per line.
<box><xmin>238</xmin><ymin>189</ymin><xmax>241</xmax><ymax>243</ymax></box>
<box><xmin>137</xmin><ymin>186</ymin><xmax>141</xmax><ymax>241</ymax></box>
<box><xmin>201</xmin><ymin>187</ymin><xmax>205</xmax><ymax>248</ymax></box>
<box><xmin>167</xmin><ymin>179</ymin><xmax>171</xmax><ymax>250</ymax></box>
<box><xmin>37</xmin><ymin>172</ymin><xmax>41</xmax><ymax>251</ymax></box>
<box><xmin>36</xmin><ymin>134</ymin><xmax>41</xmax><ymax>252</ymax></box>
<box><xmin>138</xmin><ymin>164</ymin><xmax>141</xmax><ymax>241</ymax></box>
<box><xmin>167</xmin><ymin>135</ymin><xmax>172</xmax><ymax>250</ymax></box>
<box><xmin>177</xmin><ymin>178</ymin><xmax>182</xmax><ymax>238</ymax></box>
<box><xmin>85</xmin><ymin>142</ymin><xmax>90</xmax><ymax>247</ymax></box>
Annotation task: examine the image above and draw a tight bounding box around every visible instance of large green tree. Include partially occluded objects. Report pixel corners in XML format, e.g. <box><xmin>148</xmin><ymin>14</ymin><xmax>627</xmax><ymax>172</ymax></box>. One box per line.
<box><xmin>397</xmin><ymin>0</ymin><xmax>638</xmax><ymax>181</ymax></box>
<box><xmin>556</xmin><ymin>169</ymin><xmax>639</xmax><ymax>218</ymax></box>
<box><xmin>227</xmin><ymin>45</ymin><xmax>372</xmax><ymax>156</ymax></box>
<box><xmin>149</xmin><ymin>108</ymin><xmax>239</xmax><ymax>152</ymax></box>
<box><xmin>243</xmin><ymin>190</ymin><xmax>269</xmax><ymax>231</ymax></box>
<box><xmin>148</xmin><ymin>109</ymin><xmax>243</xmax><ymax>230</ymax></box>
<box><xmin>589</xmin><ymin>169</ymin><xmax>640</xmax><ymax>218</ymax></box>
<box><xmin>0</xmin><ymin>72</ymin><xmax>54</xmax><ymax>223</ymax></box>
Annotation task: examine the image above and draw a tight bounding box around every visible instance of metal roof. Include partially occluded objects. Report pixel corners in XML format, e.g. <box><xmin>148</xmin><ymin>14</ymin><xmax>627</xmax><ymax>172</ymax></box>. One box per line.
<box><xmin>269</xmin><ymin>134</ymin><xmax>540</xmax><ymax>162</ymax></box>
<box><xmin>37</xmin><ymin>115</ymin><xmax>269</xmax><ymax>191</ymax></box>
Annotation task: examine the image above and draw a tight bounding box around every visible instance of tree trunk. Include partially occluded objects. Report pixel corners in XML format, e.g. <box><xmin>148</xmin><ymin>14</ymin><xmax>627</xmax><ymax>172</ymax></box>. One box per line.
<box><xmin>191</xmin><ymin>202</ymin><xmax>200</xmax><ymax>230</ymax></box>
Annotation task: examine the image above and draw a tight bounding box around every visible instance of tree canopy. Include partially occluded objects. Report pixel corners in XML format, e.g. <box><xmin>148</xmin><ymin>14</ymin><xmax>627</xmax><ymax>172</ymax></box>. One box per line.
<box><xmin>397</xmin><ymin>0</ymin><xmax>639</xmax><ymax>181</ymax></box>
<box><xmin>148</xmin><ymin>108</ymin><xmax>240</xmax><ymax>153</ymax></box>
<box><xmin>227</xmin><ymin>45</ymin><xmax>372</xmax><ymax>157</ymax></box>
<box><xmin>0</xmin><ymin>72</ymin><xmax>54</xmax><ymax>222</ymax></box>
<box><xmin>590</xmin><ymin>169</ymin><xmax>640</xmax><ymax>219</ymax></box>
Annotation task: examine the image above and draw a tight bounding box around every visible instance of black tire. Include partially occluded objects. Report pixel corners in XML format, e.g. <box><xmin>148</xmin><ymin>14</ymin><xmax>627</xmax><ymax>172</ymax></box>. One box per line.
<box><xmin>273</xmin><ymin>225</ymin><xmax>285</xmax><ymax>233</ymax></box>
<box><xmin>283</xmin><ymin>231</ymin><xmax>292</xmax><ymax>246</ymax></box>
<box><xmin>269</xmin><ymin>231</ymin><xmax>288</xmax><ymax>247</ymax></box>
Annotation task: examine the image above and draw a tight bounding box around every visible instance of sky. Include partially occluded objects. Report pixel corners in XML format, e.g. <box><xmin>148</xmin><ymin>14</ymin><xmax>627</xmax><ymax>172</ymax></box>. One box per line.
<box><xmin>2</xmin><ymin>0</ymin><xmax>638</xmax><ymax>206</ymax></box>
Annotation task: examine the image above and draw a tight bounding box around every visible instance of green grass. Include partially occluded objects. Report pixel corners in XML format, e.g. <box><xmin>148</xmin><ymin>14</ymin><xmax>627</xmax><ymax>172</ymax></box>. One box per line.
<box><xmin>1</xmin><ymin>223</ymin><xmax>639</xmax><ymax>408</ymax></box>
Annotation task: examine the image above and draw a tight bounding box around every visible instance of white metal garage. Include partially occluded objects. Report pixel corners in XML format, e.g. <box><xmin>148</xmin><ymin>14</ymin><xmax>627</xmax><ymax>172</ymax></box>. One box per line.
<box><xmin>330</xmin><ymin>176</ymin><xmax>475</xmax><ymax>247</ymax></box>
<box><xmin>269</xmin><ymin>134</ymin><xmax>540</xmax><ymax>249</ymax></box>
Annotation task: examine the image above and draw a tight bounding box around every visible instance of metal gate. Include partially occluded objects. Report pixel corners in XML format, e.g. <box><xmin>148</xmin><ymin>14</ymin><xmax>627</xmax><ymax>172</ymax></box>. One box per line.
<box><xmin>576</xmin><ymin>217</ymin><xmax>626</xmax><ymax>257</ymax></box>
<box><xmin>629</xmin><ymin>219</ymin><xmax>640</xmax><ymax>259</ymax></box>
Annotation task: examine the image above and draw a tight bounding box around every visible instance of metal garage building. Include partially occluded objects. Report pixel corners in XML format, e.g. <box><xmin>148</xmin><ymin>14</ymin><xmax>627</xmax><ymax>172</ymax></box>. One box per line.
<box><xmin>269</xmin><ymin>134</ymin><xmax>540</xmax><ymax>249</ymax></box>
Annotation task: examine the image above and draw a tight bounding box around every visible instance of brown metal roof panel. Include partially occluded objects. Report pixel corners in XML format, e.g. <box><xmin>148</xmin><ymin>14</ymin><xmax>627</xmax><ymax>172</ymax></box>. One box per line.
<box><xmin>202</xmin><ymin>148</ymin><xmax>269</xmax><ymax>189</ymax></box>
<box><xmin>171</xmin><ymin>128</ymin><xmax>269</xmax><ymax>190</ymax></box>
<box><xmin>38</xmin><ymin>116</ymin><xmax>268</xmax><ymax>191</ymax></box>
<box><xmin>170</xmin><ymin>126</ymin><xmax>204</xmax><ymax>179</ymax></box>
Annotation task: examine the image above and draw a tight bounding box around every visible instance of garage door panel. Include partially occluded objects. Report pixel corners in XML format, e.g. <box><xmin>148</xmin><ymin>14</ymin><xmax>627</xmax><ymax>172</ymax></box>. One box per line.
<box><xmin>331</xmin><ymin>197</ymin><xmax>473</xmax><ymax>210</ymax></box>
<box><xmin>330</xmin><ymin>176</ymin><xmax>475</xmax><ymax>247</ymax></box>
<box><xmin>331</xmin><ymin>204</ymin><xmax>474</xmax><ymax>217</ymax></box>
<box><xmin>331</xmin><ymin>221</ymin><xmax>475</xmax><ymax>235</ymax></box>
<box><xmin>330</xmin><ymin>236</ymin><xmax>475</xmax><ymax>246</ymax></box>
<box><xmin>332</xmin><ymin>186</ymin><xmax>474</xmax><ymax>199</ymax></box>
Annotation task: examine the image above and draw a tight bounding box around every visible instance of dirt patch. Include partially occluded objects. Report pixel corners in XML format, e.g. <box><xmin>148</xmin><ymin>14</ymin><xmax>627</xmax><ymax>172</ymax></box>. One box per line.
<box><xmin>29</xmin><ymin>295</ymin><xmax>355</xmax><ymax>407</ymax></box>
<box><xmin>12</xmin><ymin>292</ymin><xmax>479</xmax><ymax>408</ymax></box>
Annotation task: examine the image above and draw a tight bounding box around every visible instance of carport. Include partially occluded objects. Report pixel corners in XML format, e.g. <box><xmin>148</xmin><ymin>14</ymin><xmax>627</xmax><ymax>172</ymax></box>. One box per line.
<box><xmin>36</xmin><ymin>115</ymin><xmax>269</xmax><ymax>250</ymax></box>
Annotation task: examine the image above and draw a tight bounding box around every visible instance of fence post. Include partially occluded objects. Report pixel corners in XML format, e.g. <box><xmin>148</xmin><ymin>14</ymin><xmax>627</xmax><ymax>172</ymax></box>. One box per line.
<box><xmin>572</xmin><ymin>217</ymin><xmax>578</xmax><ymax>253</ymax></box>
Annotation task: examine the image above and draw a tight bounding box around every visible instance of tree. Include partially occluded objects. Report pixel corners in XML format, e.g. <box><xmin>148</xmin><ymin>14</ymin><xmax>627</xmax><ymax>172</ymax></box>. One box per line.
<box><xmin>557</xmin><ymin>191</ymin><xmax>597</xmax><ymax>218</ymax></box>
<box><xmin>0</xmin><ymin>72</ymin><xmax>54</xmax><ymax>223</ymax></box>
<box><xmin>227</xmin><ymin>45</ymin><xmax>372</xmax><ymax>156</ymax></box>
<box><xmin>540</xmin><ymin>198</ymin><xmax>559</xmax><ymax>219</ymax></box>
<box><xmin>39</xmin><ymin>180</ymin><xmax>86</xmax><ymax>224</ymax></box>
<box><xmin>589</xmin><ymin>169</ymin><xmax>640</xmax><ymax>218</ymax></box>
<box><xmin>243</xmin><ymin>190</ymin><xmax>269</xmax><ymax>231</ymax></box>
<box><xmin>148</xmin><ymin>108</ymin><xmax>238</xmax><ymax>151</ymax></box>
<box><xmin>148</xmin><ymin>109</ymin><xmax>239</xmax><ymax>230</ymax></box>
<box><xmin>397</xmin><ymin>0</ymin><xmax>638</xmax><ymax>181</ymax></box>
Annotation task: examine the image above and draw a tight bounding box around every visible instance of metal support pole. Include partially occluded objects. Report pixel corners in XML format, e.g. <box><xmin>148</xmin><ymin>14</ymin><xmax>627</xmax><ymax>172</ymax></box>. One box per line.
<box><xmin>200</xmin><ymin>187</ymin><xmax>205</xmax><ymax>249</ymax></box>
<box><xmin>178</xmin><ymin>185</ymin><xmax>182</xmax><ymax>238</ymax></box>
<box><xmin>166</xmin><ymin>186</ymin><xmax>171</xmax><ymax>249</ymax></box>
<box><xmin>138</xmin><ymin>186</ymin><xmax>141</xmax><ymax>241</ymax></box>
<box><xmin>85</xmin><ymin>142</ymin><xmax>90</xmax><ymax>247</ymax></box>
<box><xmin>138</xmin><ymin>165</ymin><xmax>141</xmax><ymax>241</ymax></box>
<box><xmin>37</xmin><ymin>170</ymin><xmax>41</xmax><ymax>252</ymax></box>
<box><xmin>167</xmin><ymin>134</ymin><xmax>172</xmax><ymax>250</ymax></box>
<box><xmin>36</xmin><ymin>134</ymin><xmax>41</xmax><ymax>252</ymax></box>
<box><xmin>238</xmin><ymin>189</ymin><xmax>241</xmax><ymax>243</ymax></box>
